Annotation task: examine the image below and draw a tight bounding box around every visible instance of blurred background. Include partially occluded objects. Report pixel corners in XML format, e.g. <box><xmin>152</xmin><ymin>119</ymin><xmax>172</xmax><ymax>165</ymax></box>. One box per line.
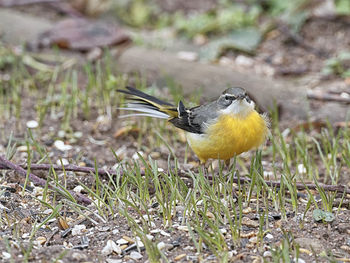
<box><xmin>0</xmin><ymin>0</ymin><xmax>349</xmax><ymax>123</ymax></box>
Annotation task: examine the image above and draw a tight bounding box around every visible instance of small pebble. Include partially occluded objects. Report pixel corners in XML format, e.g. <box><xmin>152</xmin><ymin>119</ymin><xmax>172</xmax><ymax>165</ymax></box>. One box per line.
<box><xmin>71</xmin><ymin>225</ymin><xmax>86</xmax><ymax>236</ymax></box>
<box><xmin>101</xmin><ymin>240</ymin><xmax>121</xmax><ymax>255</ymax></box>
<box><xmin>71</xmin><ymin>252</ymin><xmax>87</xmax><ymax>261</ymax></box>
<box><xmin>26</xmin><ymin>120</ymin><xmax>38</xmax><ymax>129</ymax></box>
<box><xmin>160</xmin><ymin>230</ymin><xmax>170</xmax><ymax>237</ymax></box>
<box><xmin>242</xmin><ymin>217</ymin><xmax>259</xmax><ymax>228</ymax></box>
<box><xmin>116</xmin><ymin>238</ymin><xmax>128</xmax><ymax>245</ymax></box>
<box><xmin>249</xmin><ymin>236</ymin><xmax>258</xmax><ymax>243</ymax></box>
<box><xmin>56</xmin><ymin>158</ymin><xmax>69</xmax><ymax>166</ymax></box>
<box><xmin>263</xmin><ymin>251</ymin><xmax>272</xmax><ymax>257</ymax></box>
<box><xmin>106</xmin><ymin>259</ymin><xmax>122</xmax><ymax>263</ymax></box>
<box><xmin>265</xmin><ymin>233</ymin><xmax>274</xmax><ymax>240</ymax></box>
<box><xmin>177</xmin><ymin>225</ymin><xmax>189</xmax><ymax>231</ymax></box>
<box><xmin>17</xmin><ymin>145</ymin><xmax>29</xmax><ymax>152</ymax></box>
<box><xmin>54</xmin><ymin>140</ymin><xmax>72</xmax><ymax>151</ymax></box>
<box><xmin>297</xmin><ymin>164</ymin><xmax>307</xmax><ymax>174</ymax></box>
<box><xmin>2</xmin><ymin>252</ymin><xmax>11</xmax><ymax>260</ymax></box>
<box><xmin>177</xmin><ymin>51</ymin><xmax>198</xmax><ymax>61</ymax></box>
<box><xmin>146</xmin><ymin>234</ymin><xmax>154</xmax><ymax>240</ymax></box>
<box><xmin>242</xmin><ymin>207</ymin><xmax>252</xmax><ymax>214</ymax></box>
<box><xmin>130</xmin><ymin>251</ymin><xmax>143</xmax><ymax>260</ymax></box>
<box><xmin>36</xmin><ymin>236</ymin><xmax>46</xmax><ymax>245</ymax></box>
<box><xmin>157</xmin><ymin>242</ymin><xmax>165</xmax><ymax>250</ymax></box>
<box><xmin>293</xmin><ymin>258</ymin><xmax>306</xmax><ymax>263</ymax></box>
<box><xmin>174</xmin><ymin>254</ymin><xmax>187</xmax><ymax>261</ymax></box>
<box><xmin>122</xmin><ymin>236</ymin><xmax>135</xmax><ymax>243</ymax></box>
<box><xmin>73</xmin><ymin>185</ymin><xmax>84</xmax><ymax>193</ymax></box>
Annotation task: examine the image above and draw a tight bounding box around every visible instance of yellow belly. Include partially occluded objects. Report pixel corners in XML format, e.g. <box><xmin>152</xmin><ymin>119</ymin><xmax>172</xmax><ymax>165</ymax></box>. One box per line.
<box><xmin>186</xmin><ymin>111</ymin><xmax>268</xmax><ymax>163</ymax></box>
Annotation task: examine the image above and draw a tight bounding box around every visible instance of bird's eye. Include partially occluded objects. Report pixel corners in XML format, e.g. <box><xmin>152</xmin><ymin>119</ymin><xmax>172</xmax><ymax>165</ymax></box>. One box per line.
<box><xmin>225</xmin><ymin>95</ymin><xmax>234</xmax><ymax>101</ymax></box>
<box><xmin>245</xmin><ymin>96</ymin><xmax>251</xmax><ymax>103</ymax></box>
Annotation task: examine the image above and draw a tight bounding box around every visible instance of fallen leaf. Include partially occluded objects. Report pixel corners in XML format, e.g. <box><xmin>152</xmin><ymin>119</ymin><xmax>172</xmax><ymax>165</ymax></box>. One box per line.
<box><xmin>38</xmin><ymin>18</ymin><xmax>131</xmax><ymax>51</ymax></box>
<box><xmin>114</xmin><ymin>126</ymin><xmax>140</xmax><ymax>139</ymax></box>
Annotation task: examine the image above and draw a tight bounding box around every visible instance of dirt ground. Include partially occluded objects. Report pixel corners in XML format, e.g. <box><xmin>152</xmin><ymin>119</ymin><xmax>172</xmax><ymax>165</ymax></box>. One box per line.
<box><xmin>1</xmin><ymin>1</ymin><xmax>350</xmax><ymax>263</ymax></box>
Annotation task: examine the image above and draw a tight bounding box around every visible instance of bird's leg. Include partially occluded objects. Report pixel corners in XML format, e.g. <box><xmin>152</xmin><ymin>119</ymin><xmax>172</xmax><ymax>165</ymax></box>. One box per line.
<box><xmin>199</xmin><ymin>160</ymin><xmax>212</xmax><ymax>180</ymax></box>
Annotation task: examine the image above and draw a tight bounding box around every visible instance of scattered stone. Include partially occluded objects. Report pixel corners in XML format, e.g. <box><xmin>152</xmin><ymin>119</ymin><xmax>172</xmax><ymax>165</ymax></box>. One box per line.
<box><xmin>242</xmin><ymin>207</ymin><xmax>252</xmax><ymax>214</ymax></box>
<box><xmin>122</xmin><ymin>236</ymin><xmax>135</xmax><ymax>243</ymax></box>
<box><xmin>160</xmin><ymin>230</ymin><xmax>170</xmax><ymax>237</ymax></box>
<box><xmin>177</xmin><ymin>51</ymin><xmax>198</xmax><ymax>62</ymax></box>
<box><xmin>106</xmin><ymin>259</ymin><xmax>122</xmax><ymax>263</ymax></box>
<box><xmin>116</xmin><ymin>238</ymin><xmax>129</xmax><ymax>245</ymax></box>
<box><xmin>73</xmin><ymin>185</ymin><xmax>84</xmax><ymax>193</ymax></box>
<box><xmin>26</xmin><ymin>120</ymin><xmax>38</xmax><ymax>129</ymax></box>
<box><xmin>174</xmin><ymin>253</ymin><xmax>186</xmax><ymax>261</ymax></box>
<box><xmin>177</xmin><ymin>225</ymin><xmax>189</xmax><ymax>231</ymax></box>
<box><xmin>341</xmin><ymin>245</ymin><xmax>350</xmax><ymax>252</ymax></box>
<box><xmin>249</xmin><ymin>236</ymin><xmax>258</xmax><ymax>244</ymax></box>
<box><xmin>297</xmin><ymin>164</ymin><xmax>307</xmax><ymax>174</ymax></box>
<box><xmin>157</xmin><ymin>242</ymin><xmax>166</xmax><ymax>250</ymax></box>
<box><xmin>2</xmin><ymin>252</ymin><xmax>11</xmax><ymax>260</ymax></box>
<box><xmin>219</xmin><ymin>228</ymin><xmax>227</xmax><ymax>235</ymax></box>
<box><xmin>265</xmin><ymin>233</ymin><xmax>274</xmax><ymax>240</ymax></box>
<box><xmin>102</xmin><ymin>240</ymin><xmax>121</xmax><ymax>256</ymax></box>
<box><xmin>58</xmin><ymin>130</ymin><xmax>66</xmax><ymax>138</ymax></box>
<box><xmin>263</xmin><ymin>251</ymin><xmax>272</xmax><ymax>257</ymax></box>
<box><xmin>240</xmin><ymin>231</ymin><xmax>257</xmax><ymax>238</ymax></box>
<box><xmin>56</xmin><ymin>158</ymin><xmax>69</xmax><ymax>166</ymax></box>
<box><xmin>54</xmin><ymin>140</ymin><xmax>73</xmax><ymax>151</ymax></box>
<box><xmin>293</xmin><ymin>258</ymin><xmax>306</xmax><ymax>263</ymax></box>
<box><xmin>71</xmin><ymin>252</ymin><xmax>88</xmax><ymax>261</ymax></box>
<box><xmin>17</xmin><ymin>145</ymin><xmax>29</xmax><ymax>152</ymax></box>
<box><xmin>129</xmin><ymin>251</ymin><xmax>143</xmax><ymax>260</ymax></box>
<box><xmin>242</xmin><ymin>217</ymin><xmax>259</xmax><ymax>228</ymax></box>
<box><xmin>132</xmin><ymin>151</ymin><xmax>144</xmax><ymax>160</ymax></box>
<box><xmin>235</xmin><ymin>55</ymin><xmax>254</xmax><ymax>67</ymax></box>
<box><xmin>146</xmin><ymin>234</ymin><xmax>154</xmax><ymax>240</ymax></box>
<box><xmin>36</xmin><ymin>236</ymin><xmax>46</xmax><ymax>245</ymax></box>
<box><xmin>71</xmin><ymin>224</ymin><xmax>86</xmax><ymax>236</ymax></box>
<box><xmin>206</xmin><ymin>211</ymin><xmax>215</xmax><ymax>220</ymax></box>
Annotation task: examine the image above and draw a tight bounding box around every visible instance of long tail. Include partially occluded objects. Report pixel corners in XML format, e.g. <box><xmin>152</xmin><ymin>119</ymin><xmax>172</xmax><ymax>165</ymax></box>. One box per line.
<box><xmin>117</xmin><ymin>86</ymin><xmax>178</xmax><ymax>119</ymax></box>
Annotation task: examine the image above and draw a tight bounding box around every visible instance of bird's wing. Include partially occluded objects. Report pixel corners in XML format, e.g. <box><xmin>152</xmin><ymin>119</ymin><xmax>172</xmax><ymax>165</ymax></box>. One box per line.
<box><xmin>169</xmin><ymin>101</ymin><xmax>219</xmax><ymax>134</ymax></box>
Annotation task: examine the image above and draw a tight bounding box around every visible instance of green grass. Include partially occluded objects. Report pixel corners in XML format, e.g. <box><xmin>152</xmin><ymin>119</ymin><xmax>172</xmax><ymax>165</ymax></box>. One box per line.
<box><xmin>0</xmin><ymin>48</ymin><xmax>349</xmax><ymax>262</ymax></box>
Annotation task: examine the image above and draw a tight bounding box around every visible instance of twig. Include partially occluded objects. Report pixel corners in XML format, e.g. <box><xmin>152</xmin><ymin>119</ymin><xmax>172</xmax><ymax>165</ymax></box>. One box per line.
<box><xmin>232</xmin><ymin>176</ymin><xmax>350</xmax><ymax>194</ymax></box>
<box><xmin>0</xmin><ymin>155</ymin><xmax>91</xmax><ymax>204</ymax></box>
<box><xmin>180</xmin><ymin>173</ymin><xmax>350</xmax><ymax>194</ymax></box>
<box><xmin>1</xmin><ymin>158</ymin><xmax>348</xmax><ymax>195</ymax></box>
<box><xmin>307</xmin><ymin>90</ymin><xmax>350</xmax><ymax>104</ymax></box>
<box><xmin>0</xmin><ymin>0</ymin><xmax>59</xmax><ymax>6</ymax></box>
<box><xmin>0</xmin><ymin>163</ymin><xmax>117</xmax><ymax>176</ymax></box>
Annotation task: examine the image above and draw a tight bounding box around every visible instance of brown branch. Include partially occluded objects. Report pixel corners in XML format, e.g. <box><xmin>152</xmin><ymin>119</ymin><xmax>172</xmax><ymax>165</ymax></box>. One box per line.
<box><xmin>0</xmin><ymin>0</ymin><xmax>60</xmax><ymax>6</ymax></box>
<box><xmin>307</xmin><ymin>90</ymin><xmax>350</xmax><ymax>104</ymax></box>
<box><xmin>0</xmin><ymin>163</ymin><xmax>117</xmax><ymax>176</ymax></box>
<box><xmin>1</xmin><ymin>158</ymin><xmax>348</xmax><ymax>196</ymax></box>
<box><xmin>0</xmin><ymin>155</ymin><xmax>91</xmax><ymax>204</ymax></box>
<box><xmin>231</xmin><ymin>176</ymin><xmax>350</xmax><ymax>194</ymax></box>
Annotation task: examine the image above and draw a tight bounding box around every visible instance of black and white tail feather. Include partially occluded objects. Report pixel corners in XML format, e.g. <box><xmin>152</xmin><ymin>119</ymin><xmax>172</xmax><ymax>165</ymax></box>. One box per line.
<box><xmin>117</xmin><ymin>86</ymin><xmax>204</xmax><ymax>134</ymax></box>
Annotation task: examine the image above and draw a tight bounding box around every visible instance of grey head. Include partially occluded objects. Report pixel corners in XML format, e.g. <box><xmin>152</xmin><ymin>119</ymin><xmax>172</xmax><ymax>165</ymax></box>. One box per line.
<box><xmin>217</xmin><ymin>87</ymin><xmax>252</xmax><ymax>109</ymax></box>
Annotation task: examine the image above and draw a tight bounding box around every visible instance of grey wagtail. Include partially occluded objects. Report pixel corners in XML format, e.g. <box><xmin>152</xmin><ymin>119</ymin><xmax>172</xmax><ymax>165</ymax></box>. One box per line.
<box><xmin>118</xmin><ymin>86</ymin><xmax>269</xmax><ymax>164</ymax></box>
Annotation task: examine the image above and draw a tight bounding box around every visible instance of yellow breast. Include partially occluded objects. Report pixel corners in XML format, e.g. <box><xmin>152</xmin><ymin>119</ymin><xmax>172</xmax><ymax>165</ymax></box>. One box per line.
<box><xmin>186</xmin><ymin>111</ymin><xmax>268</xmax><ymax>163</ymax></box>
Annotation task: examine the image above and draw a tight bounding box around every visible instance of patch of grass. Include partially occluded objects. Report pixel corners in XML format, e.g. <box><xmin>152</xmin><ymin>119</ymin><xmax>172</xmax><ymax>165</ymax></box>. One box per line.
<box><xmin>1</xmin><ymin>50</ymin><xmax>350</xmax><ymax>262</ymax></box>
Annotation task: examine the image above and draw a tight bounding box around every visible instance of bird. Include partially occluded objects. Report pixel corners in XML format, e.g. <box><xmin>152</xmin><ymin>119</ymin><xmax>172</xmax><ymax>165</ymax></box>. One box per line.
<box><xmin>117</xmin><ymin>86</ymin><xmax>269</xmax><ymax>165</ymax></box>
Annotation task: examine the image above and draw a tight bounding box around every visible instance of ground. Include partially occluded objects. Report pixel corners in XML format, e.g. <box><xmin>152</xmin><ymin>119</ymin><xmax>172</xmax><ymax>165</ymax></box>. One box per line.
<box><xmin>0</xmin><ymin>1</ymin><xmax>350</xmax><ymax>263</ymax></box>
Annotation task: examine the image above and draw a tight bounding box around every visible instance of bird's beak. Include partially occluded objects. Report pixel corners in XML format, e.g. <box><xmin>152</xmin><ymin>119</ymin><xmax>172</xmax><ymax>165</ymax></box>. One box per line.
<box><xmin>237</xmin><ymin>94</ymin><xmax>246</xmax><ymax>100</ymax></box>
